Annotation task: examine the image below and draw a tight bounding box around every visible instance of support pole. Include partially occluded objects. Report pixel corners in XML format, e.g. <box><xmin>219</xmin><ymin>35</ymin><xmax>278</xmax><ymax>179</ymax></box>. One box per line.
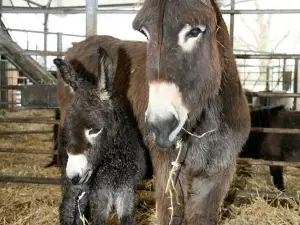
<box><xmin>43</xmin><ymin>0</ymin><xmax>52</xmax><ymax>69</ymax></box>
<box><xmin>266</xmin><ymin>66</ymin><xmax>270</xmax><ymax>91</ymax></box>
<box><xmin>0</xmin><ymin>0</ymin><xmax>3</xmax><ymax>23</ymax></box>
<box><xmin>43</xmin><ymin>12</ymin><xmax>48</xmax><ymax>69</ymax></box>
<box><xmin>86</xmin><ymin>0</ymin><xmax>98</xmax><ymax>37</ymax></box>
<box><xmin>295</xmin><ymin>59</ymin><xmax>300</xmax><ymax>110</ymax></box>
<box><xmin>230</xmin><ymin>0</ymin><xmax>235</xmax><ymax>48</ymax></box>
<box><xmin>57</xmin><ymin>32</ymin><xmax>62</xmax><ymax>59</ymax></box>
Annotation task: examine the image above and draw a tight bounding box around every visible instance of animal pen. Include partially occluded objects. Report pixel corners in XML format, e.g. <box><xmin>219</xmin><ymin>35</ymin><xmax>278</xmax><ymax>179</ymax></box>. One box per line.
<box><xmin>0</xmin><ymin>0</ymin><xmax>300</xmax><ymax>224</ymax></box>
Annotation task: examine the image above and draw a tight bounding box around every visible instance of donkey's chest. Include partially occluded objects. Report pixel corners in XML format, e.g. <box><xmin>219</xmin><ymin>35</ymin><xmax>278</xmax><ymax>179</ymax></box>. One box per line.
<box><xmin>182</xmin><ymin>130</ymin><xmax>236</xmax><ymax>176</ymax></box>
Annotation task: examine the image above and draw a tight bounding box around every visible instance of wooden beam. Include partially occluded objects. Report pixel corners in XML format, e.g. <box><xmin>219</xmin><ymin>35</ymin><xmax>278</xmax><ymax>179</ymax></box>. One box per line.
<box><xmin>237</xmin><ymin>158</ymin><xmax>300</xmax><ymax>168</ymax></box>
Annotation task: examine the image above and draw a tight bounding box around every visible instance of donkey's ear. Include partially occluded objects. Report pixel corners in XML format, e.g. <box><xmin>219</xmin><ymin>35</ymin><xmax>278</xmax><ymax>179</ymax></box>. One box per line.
<box><xmin>97</xmin><ymin>47</ymin><xmax>114</xmax><ymax>100</ymax></box>
<box><xmin>53</xmin><ymin>58</ymin><xmax>78</xmax><ymax>90</ymax></box>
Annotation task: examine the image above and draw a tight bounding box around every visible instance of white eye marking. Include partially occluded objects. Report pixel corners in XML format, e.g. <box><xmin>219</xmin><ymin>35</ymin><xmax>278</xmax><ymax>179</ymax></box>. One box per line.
<box><xmin>178</xmin><ymin>24</ymin><xmax>206</xmax><ymax>52</ymax></box>
<box><xmin>139</xmin><ymin>26</ymin><xmax>150</xmax><ymax>40</ymax></box>
<box><xmin>66</xmin><ymin>153</ymin><xmax>88</xmax><ymax>180</ymax></box>
<box><xmin>84</xmin><ymin>128</ymin><xmax>103</xmax><ymax>144</ymax></box>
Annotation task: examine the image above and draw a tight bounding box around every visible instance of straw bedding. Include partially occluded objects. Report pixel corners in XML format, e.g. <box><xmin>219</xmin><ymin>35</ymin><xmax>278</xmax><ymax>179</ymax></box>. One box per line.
<box><xmin>0</xmin><ymin>109</ymin><xmax>299</xmax><ymax>225</ymax></box>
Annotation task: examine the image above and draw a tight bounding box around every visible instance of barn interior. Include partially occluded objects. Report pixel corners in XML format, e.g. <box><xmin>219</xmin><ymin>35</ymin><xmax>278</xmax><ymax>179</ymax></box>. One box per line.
<box><xmin>0</xmin><ymin>0</ymin><xmax>300</xmax><ymax>224</ymax></box>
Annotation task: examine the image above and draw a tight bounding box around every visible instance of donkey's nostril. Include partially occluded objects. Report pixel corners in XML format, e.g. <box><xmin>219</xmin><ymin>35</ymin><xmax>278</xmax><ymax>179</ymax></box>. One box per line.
<box><xmin>70</xmin><ymin>174</ymin><xmax>81</xmax><ymax>185</ymax></box>
<box><xmin>148</xmin><ymin>113</ymin><xmax>179</xmax><ymax>148</ymax></box>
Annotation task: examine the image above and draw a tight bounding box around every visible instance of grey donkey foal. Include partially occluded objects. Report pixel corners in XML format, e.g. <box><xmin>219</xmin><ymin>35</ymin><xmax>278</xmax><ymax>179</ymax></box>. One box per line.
<box><xmin>53</xmin><ymin>47</ymin><xmax>148</xmax><ymax>225</ymax></box>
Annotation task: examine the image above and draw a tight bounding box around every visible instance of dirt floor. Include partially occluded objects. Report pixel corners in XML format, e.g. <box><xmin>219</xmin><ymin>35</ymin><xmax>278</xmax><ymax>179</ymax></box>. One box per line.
<box><xmin>0</xmin><ymin>109</ymin><xmax>299</xmax><ymax>225</ymax></box>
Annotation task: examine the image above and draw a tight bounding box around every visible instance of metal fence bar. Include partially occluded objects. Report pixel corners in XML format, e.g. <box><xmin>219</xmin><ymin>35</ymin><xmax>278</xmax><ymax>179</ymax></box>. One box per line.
<box><xmin>0</xmin><ymin>50</ymin><xmax>65</xmax><ymax>56</ymax></box>
<box><xmin>1</xmin><ymin>50</ymin><xmax>300</xmax><ymax>59</ymax></box>
<box><xmin>0</xmin><ymin>176</ymin><xmax>299</xmax><ymax>202</ymax></box>
<box><xmin>237</xmin><ymin>158</ymin><xmax>300</xmax><ymax>168</ymax></box>
<box><xmin>251</xmin><ymin>127</ymin><xmax>300</xmax><ymax>134</ymax></box>
<box><xmin>0</xmin><ymin>144</ymin><xmax>299</xmax><ymax>169</ymax></box>
<box><xmin>0</xmin><ymin>122</ymin><xmax>300</xmax><ymax>134</ymax></box>
<box><xmin>221</xmin><ymin>9</ymin><xmax>300</xmax><ymax>14</ymax></box>
<box><xmin>235</xmin><ymin>54</ymin><xmax>300</xmax><ymax>60</ymax></box>
<box><xmin>0</xmin><ymin>176</ymin><xmax>61</xmax><ymax>185</ymax></box>
<box><xmin>234</xmin><ymin>190</ymin><xmax>299</xmax><ymax>202</ymax></box>
<box><xmin>0</xmin><ymin>127</ymin><xmax>299</xmax><ymax>135</ymax></box>
<box><xmin>0</xmin><ymin>148</ymin><xmax>51</xmax><ymax>154</ymax></box>
<box><xmin>0</xmin><ymin>7</ymin><xmax>300</xmax><ymax>14</ymax></box>
<box><xmin>1</xmin><ymin>176</ymin><xmax>299</xmax><ymax>205</ymax></box>
<box><xmin>222</xmin><ymin>9</ymin><xmax>300</xmax><ymax>14</ymax></box>
<box><xmin>0</xmin><ymin>85</ymin><xmax>23</xmax><ymax>89</ymax></box>
<box><xmin>0</xmin><ymin>116</ymin><xmax>55</xmax><ymax>120</ymax></box>
<box><xmin>1</xmin><ymin>145</ymin><xmax>300</xmax><ymax>170</ymax></box>
<box><xmin>0</xmin><ymin>117</ymin><xmax>59</xmax><ymax>124</ymax></box>
<box><xmin>0</xmin><ymin>176</ymin><xmax>155</xmax><ymax>191</ymax></box>
<box><xmin>0</xmin><ymin>102</ymin><xmax>21</xmax><ymax>105</ymax></box>
<box><xmin>3</xmin><ymin>28</ymin><xmax>85</xmax><ymax>37</ymax></box>
<box><xmin>0</xmin><ymin>130</ymin><xmax>53</xmax><ymax>136</ymax></box>
<box><xmin>246</xmin><ymin>92</ymin><xmax>300</xmax><ymax>98</ymax></box>
<box><xmin>0</xmin><ymin>120</ymin><xmax>58</xmax><ymax>124</ymax></box>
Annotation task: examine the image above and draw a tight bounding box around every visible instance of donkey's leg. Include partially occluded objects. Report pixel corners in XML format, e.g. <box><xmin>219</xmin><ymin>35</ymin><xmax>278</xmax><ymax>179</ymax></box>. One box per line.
<box><xmin>60</xmin><ymin>184</ymin><xmax>89</xmax><ymax>225</ymax></box>
<box><xmin>185</xmin><ymin>164</ymin><xmax>235</xmax><ymax>225</ymax></box>
<box><xmin>115</xmin><ymin>188</ymin><xmax>136</xmax><ymax>225</ymax></box>
<box><xmin>60</xmin><ymin>186</ymin><xmax>76</xmax><ymax>225</ymax></box>
<box><xmin>152</xmin><ymin>152</ymin><xmax>188</xmax><ymax>225</ymax></box>
<box><xmin>269</xmin><ymin>166</ymin><xmax>285</xmax><ymax>191</ymax></box>
<box><xmin>89</xmin><ymin>189</ymin><xmax>112</xmax><ymax>225</ymax></box>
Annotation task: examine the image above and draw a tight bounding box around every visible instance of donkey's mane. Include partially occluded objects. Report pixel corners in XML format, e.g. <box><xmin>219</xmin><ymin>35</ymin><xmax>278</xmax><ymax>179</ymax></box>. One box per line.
<box><xmin>156</xmin><ymin>0</ymin><xmax>168</xmax><ymax>79</ymax></box>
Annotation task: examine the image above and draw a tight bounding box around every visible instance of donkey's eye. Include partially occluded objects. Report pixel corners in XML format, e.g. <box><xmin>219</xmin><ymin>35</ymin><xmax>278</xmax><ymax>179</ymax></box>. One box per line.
<box><xmin>84</xmin><ymin>128</ymin><xmax>103</xmax><ymax>146</ymax></box>
<box><xmin>89</xmin><ymin>128</ymin><xmax>102</xmax><ymax>135</ymax></box>
<box><xmin>187</xmin><ymin>28</ymin><xmax>202</xmax><ymax>38</ymax></box>
<box><xmin>186</xmin><ymin>25</ymin><xmax>207</xmax><ymax>38</ymax></box>
<box><xmin>138</xmin><ymin>27</ymin><xmax>149</xmax><ymax>40</ymax></box>
<box><xmin>84</xmin><ymin>128</ymin><xmax>103</xmax><ymax>140</ymax></box>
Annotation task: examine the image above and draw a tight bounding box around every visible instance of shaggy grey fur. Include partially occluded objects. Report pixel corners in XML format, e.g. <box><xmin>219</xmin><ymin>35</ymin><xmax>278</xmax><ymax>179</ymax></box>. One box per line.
<box><xmin>53</xmin><ymin>48</ymin><xmax>150</xmax><ymax>225</ymax></box>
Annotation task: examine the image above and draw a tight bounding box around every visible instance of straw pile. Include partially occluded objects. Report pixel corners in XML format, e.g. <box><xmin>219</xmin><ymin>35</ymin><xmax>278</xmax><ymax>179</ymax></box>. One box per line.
<box><xmin>0</xmin><ymin>109</ymin><xmax>299</xmax><ymax>225</ymax></box>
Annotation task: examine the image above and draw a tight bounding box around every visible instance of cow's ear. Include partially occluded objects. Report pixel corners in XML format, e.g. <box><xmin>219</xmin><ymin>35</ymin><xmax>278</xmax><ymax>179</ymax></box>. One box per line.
<box><xmin>97</xmin><ymin>47</ymin><xmax>114</xmax><ymax>100</ymax></box>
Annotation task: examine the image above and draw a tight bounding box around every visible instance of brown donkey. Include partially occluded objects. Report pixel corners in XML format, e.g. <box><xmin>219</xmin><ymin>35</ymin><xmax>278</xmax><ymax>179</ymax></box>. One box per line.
<box><xmin>61</xmin><ymin>29</ymin><xmax>250</xmax><ymax>224</ymax></box>
<box><xmin>132</xmin><ymin>0</ymin><xmax>250</xmax><ymax>224</ymax></box>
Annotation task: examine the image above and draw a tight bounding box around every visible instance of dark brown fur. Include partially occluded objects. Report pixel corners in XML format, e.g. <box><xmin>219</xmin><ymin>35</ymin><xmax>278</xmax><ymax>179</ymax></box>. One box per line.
<box><xmin>261</xmin><ymin>108</ymin><xmax>300</xmax><ymax>191</ymax></box>
<box><xmin>64</xmin><ymin>36</ymin><xmax>148</xmax><ymax>125</ymax></box>
<box><xmin>54</xmin><ymin>55</ymin><xmax>150</xmax><ymax>225</ymax></box>
<box><xmin>46</xmin><ymin>72</ymin><xmax>74</xmax><ymax>168</ymax></box>
<box><xmin>45</xmin><ymin>108</ymin><xmax>61</xmax><ymax>168</ymax></box>
<box><xmin>56</xmin><ymin>71</ymin><xmax>74</xmax><ymax>127</ymax></box>
<box><xmin>132</xmin><ymin>0</ymin><xmax>251</xmax><ymax>224</ymax></box>
<box><xmin>61</xmin><ymin>12</ymin><xmax>250</xmax><ymax>222</ymax></box>
<box><xmin>51</xmin><ymin>36</ymin><xmax>145</xmax><ymax>166</ymax></box>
